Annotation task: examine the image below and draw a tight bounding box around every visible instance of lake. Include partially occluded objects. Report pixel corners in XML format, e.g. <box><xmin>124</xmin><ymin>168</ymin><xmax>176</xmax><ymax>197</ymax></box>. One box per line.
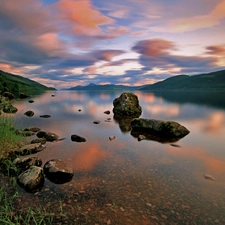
<box><xmin>11</xmin><ymin>90</ymin><xmax>225</xmax><ymax>224</ymax></box>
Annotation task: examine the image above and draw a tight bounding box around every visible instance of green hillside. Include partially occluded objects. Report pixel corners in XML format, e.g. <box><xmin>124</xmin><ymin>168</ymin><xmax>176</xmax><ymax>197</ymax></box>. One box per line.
<box><xmin>0</xmin><ymin>70</ymin><xmax>55</xmax><ymax>96</ymax></box>
<box><xmin>140</xmin><ymin>70</ymin><xmax>225</xmax><ymax>92</ymax></box>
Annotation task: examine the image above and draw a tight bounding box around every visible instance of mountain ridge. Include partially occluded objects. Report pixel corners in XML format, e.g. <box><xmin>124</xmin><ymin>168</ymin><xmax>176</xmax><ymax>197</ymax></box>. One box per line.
<box><xmin>67</xmin><ymin>70</ymin><xmax>225</xmax><ymax>92</ymax></box>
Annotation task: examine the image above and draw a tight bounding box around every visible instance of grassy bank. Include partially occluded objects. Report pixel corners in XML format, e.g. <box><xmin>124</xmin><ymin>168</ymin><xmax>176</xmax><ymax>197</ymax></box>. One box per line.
<box><xmin>0</xmin><ymin>115</ymin><xmax>25</xmax><ymax>157</ymax></box>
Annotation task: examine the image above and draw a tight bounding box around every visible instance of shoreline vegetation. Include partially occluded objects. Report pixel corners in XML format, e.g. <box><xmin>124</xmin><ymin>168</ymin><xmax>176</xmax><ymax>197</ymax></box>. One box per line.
<box><xmin>0</xmin><ymin>96</ymin><xmax>60</xmax><ymax>224</ymax></box>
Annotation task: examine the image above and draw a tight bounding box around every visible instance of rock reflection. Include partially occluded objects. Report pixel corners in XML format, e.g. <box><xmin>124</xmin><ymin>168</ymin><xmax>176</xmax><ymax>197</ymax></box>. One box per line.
<box><xmin>113</xmin><ymin>114</ymin><xmax>138</xmax><ymax>133</ymax></box>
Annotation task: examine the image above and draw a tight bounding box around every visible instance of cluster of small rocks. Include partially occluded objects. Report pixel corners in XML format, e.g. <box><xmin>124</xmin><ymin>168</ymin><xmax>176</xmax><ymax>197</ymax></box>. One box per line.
<box><xmin>5</xmin><ymin>127</ymin><xmax>74</xmax><ymax>192</ymax></box>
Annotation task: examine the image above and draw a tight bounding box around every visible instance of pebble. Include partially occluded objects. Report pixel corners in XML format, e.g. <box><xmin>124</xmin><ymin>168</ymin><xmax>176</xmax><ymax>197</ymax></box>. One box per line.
<box><xmin>150</xmin><ymin>215</ymin><xmax>158</xmax><ymax>220</ymax></box>
<box><xmin>138</xmin><ymin>135</ymin><xmax>146</xmax><ymax>141</ymax></box>
<box><xmin>109</xmin><ymin>136</ymin><xmax>116</xmax><ymax>141</ymax></box>
<box><xmin>161</xmin><ymin>214</ymin><xmax>167</xmax><ymax>219</ymax></box>
<box><xmin>204</xmin><ymin>174</ymin><xmax>216</xmax><ymax>181</ymax></box>
<box><xmin>146</xmin><ymin>203</ymin><xmax>152</xmax><ymax>207</ymax></box>
<box><xmin>120</xmin><ymin>207</ymin><xmax>125</xmax><ymax>212</ymax></box>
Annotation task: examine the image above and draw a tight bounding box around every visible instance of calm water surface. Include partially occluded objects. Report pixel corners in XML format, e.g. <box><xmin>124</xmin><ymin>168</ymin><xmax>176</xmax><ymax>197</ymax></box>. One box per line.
<box><xmin>11</xmin><ymin>91</ymin><xmax>225</xmax><ymax>224</ymax></box>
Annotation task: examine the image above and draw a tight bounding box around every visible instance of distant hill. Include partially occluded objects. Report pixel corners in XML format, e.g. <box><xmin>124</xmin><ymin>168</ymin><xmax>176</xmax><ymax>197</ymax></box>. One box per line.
<box><xmin>0</xmin><ymin>70</ymin><xmax>56</xmax><ymax>96</ymax></box>
<box><xmin>139</xmin><ymin>70</ymin><xmax>225</xmax><ymax>92</ymax></box>
<box><xmin>68</xmin><ymin>83</ymin><xmax>138</xmax><ymax>91</ymax></box>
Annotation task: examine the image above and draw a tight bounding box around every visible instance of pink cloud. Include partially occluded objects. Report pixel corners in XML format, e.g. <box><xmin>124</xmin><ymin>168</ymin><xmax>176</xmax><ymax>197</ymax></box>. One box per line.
<box><xmin>55</xmin><ymin>0</ymin><xmax>114</xmax><ymax>35</ymax></box>
<box><xmin>0</xmin><ymin>0</ymin><xmax>55</xmax><ymax>35</ymax></box>
<box><xmin>132</xmin><ymin>39</ymin><xmax>175</xmax><ymax>57</ymax></box>
<box><xmin>84</xmin><ymin>66</ymin><xmax>97</xmax><ymax>74</ymax></box>
<box><xmin>206</xmin><ymin>45</ymin><xmax>225</xmax><ymax>56</ymax></box>
<box><xmin>35</xmin><ymin>33</ymin><xmax>66</xmax><ymax>56</ymax></box>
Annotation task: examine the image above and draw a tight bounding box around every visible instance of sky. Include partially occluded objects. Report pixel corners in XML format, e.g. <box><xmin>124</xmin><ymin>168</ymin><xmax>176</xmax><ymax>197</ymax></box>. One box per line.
<box><xmin>0</xmin><ymin>0</ymin><xmax>225</xmax><ymax>89</ymax></box>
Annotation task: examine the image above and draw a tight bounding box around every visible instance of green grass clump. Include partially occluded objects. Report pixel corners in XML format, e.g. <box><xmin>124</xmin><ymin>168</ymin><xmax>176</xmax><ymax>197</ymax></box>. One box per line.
<box><xmin>0</xmin><ymin>115</ymin><xmax>25</xmax><ymax>157</ymax></box>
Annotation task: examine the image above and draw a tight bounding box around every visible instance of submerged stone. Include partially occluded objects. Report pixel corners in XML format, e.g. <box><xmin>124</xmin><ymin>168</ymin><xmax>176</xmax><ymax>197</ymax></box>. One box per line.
<box><xmin>44</xmin><ymin>159</ymin><xmax>74</xmax><ymax>184</ymax></box>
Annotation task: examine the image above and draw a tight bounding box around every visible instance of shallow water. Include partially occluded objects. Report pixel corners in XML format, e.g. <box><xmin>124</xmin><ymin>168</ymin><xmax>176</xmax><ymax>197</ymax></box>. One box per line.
<box><xmin>10</xmin><ymin>90</ymin><xmax>225</xmax><ymax>224</ymax></box>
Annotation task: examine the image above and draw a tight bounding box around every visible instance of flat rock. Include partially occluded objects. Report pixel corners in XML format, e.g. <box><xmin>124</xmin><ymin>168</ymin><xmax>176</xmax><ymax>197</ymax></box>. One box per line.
<box><xmin>131</xmin><ymin>118</ymin><xmax>190</xmax><ymax>143</ymax></box>
<box><xmin>31</xmin><ymin>138</ymin><xmax>46</xmax><ymax>144</ymax></box>
<box><xmin>40</xmin><ymin>115</ymin><xmax>51</xmax><ymax>118</ymax></box>
<box><xmin>71</xmin><ymin>134</ymin><xmax>86</xmax><ymax>142</ymax></box>
<box><xmin>11</xmin><ymin>156</ymin><xmax>42</xmax><ymax>175</ymax></box>
<box><xmin>15</xmin><ymin>143</ymin><xmax>46</xmax><ymax>156</ymax></box>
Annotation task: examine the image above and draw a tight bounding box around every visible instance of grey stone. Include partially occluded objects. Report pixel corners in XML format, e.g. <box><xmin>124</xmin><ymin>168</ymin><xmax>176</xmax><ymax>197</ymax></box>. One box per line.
<box><xmin>17</xmin><ymin>166</ymin><xmax>44</xmax><ymax>192</ymax></box>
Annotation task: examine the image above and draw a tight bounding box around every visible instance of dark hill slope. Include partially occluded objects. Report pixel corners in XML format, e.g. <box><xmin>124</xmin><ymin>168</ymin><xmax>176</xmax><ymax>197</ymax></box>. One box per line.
<box><xmin>140</xmin><ymin>70</ymin><xmax>225</xmax><ymax>91</ymax></box>
<box><xmin>0</xmin><ymin>70</ymin><xmax>55</xmax><ymax>95</ymax></box>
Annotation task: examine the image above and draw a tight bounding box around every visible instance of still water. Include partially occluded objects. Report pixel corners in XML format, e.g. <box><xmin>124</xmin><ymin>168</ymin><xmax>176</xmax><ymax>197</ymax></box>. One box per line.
<box><xmin>12</xmin><ymin>90</ymin><xmax>225</xmax><ymax>224</ymax></box>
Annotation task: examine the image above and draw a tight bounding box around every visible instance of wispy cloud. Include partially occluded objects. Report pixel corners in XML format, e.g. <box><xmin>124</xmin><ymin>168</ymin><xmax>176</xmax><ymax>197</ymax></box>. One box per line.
<box><xmin>161</xmin><ymin>0</ymin><xmax>225</xmax><ymax>32</ymax></box>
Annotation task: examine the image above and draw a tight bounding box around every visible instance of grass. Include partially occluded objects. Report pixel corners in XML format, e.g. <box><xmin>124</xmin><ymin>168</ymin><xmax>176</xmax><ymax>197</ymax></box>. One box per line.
<box><xmin>0</xmin><ymin>114</ymin><xmax>26</xmax><ymax>157</ymax></box>
<box><xmin>0</xmin><ymin>113</ymin><xmax>27</xmax><ymax>176</ymax></box>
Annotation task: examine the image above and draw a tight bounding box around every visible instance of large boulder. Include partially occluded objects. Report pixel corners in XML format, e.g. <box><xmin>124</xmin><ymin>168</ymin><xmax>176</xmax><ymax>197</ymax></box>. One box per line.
<box><xmin>131</xmin><ymin>118</ymin><xmax>190</xmax><ymax>143</ymax></box>
<box><xmin>113</xmin><ymin>92</ymin><xmax>142</xmax><ymax>117</ymax></box>
<box><xmin>17</xmin><ymin>166</ymin><xmax>44</xmax><ymax>192</ymax></box>
<box><xmin>44</xmin><ymin>159</ymin><xmax>74</xmax><ymax>184</ymax></box>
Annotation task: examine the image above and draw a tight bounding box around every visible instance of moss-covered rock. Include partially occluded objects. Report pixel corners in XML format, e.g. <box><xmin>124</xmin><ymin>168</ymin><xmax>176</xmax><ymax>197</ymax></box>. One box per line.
<box><xmin>113</xmin><ymin>92</ymin><xmax>142</xmax><ymax>117</ymax></box>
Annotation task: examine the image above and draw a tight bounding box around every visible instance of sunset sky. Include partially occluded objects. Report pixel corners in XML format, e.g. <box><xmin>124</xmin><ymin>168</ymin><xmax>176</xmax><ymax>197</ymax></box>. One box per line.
<box><xmin>0</xmin><ymin>0</ymin><xmax>225</xmax><ymax>89</ymax></box>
